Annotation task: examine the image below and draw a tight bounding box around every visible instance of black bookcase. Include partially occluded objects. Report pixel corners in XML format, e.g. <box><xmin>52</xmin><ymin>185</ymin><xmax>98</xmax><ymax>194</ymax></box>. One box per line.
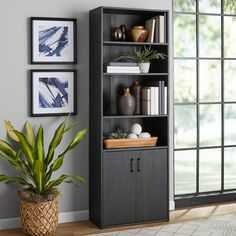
<box><xmin>89</xmin><ymin>6</ymin><xmax>169</xmax><ymax>228</ymax></box>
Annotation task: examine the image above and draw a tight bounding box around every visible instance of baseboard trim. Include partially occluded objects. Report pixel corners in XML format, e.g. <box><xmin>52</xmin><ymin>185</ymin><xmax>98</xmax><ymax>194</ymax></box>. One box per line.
<box><xmin>59</xmin><ymin>210</ymin><xmax>89</xmax><ymax>223</ymax></box>
<box><xmin>0</xmin><ymin>217</ymin><xmax>21</xmax><ymax>231</ymax></box>
<box><xmin>0</xmin><ymin>210</ymin><xmax>89</xmax><ymax>230</ymax></box>
<box><xmin>169</xmin><ymin>200</ymin><xmax>175</xmax><ymax>211</ymax></box>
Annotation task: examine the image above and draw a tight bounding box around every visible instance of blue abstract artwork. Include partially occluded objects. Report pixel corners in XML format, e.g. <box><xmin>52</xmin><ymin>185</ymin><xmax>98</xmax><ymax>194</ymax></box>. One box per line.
<box><xmin>39</xmin><ymin>26</ymin><xmax>68</xmax><ymax>57</ymax></box>
<box><xmin>39</xmin><ymin>77</ymin><xmax>68</xmax><ymax>108</ymax></box>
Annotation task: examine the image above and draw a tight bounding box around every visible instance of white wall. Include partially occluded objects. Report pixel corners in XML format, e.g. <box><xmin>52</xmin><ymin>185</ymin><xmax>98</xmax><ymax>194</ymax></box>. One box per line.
<box><xmin>0</xmin><ymin>0</ymin><xmax>173</xmax><ymax>226</ymax></box>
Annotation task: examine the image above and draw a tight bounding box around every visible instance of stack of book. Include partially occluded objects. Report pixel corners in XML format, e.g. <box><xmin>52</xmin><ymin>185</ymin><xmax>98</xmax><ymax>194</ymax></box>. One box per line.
<box><xmin>104</xmin><ymin>62</ymin><xmax>140</xmax><ymax>74</ymax></box>
<box><xmin>142</xmin><ymin>81</ymin><xmax>167</xmax><ymax>115</ymax></box>
<box><xmin>145</xmin><ymin>14</ymin><xmax>167</xmax><ymax>43</ymax></box>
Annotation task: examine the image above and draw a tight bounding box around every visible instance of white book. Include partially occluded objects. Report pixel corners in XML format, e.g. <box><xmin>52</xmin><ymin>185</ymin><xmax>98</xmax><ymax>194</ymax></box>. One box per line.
<box><xmin>164</xmin><ymin>86</ymin><xmax>167</xmax><ymax>114</ymax></box>
<box><xmin>107</xmin><ymin>70</ymin><xmax>140</xmax><ymax>74</ymax></box>
<box><xmin>107</xmin><ymin>67</ymin><xmax>140</xmax><ymax>73</ymax></box>
<box><xmin>142</xmin><ymin>88</ymin><xmax>151</xmax><ymax>115</ymax></box>
<box><xmin>145</xmin><ymin>18</ymin><xmax>155</xmax><ymax>43</ymax></box>
<box><xmin>107</xmin><ymin>66</ymin><xmax>140</xmax><ymax>71</ymax></box>
<box><xmin>150</xmin><ymin>87</ymin><xmax>155</xmax><ymax>115</ymax></box>
<box><xmin>154</xmin><ymin>87</ymin><xmax>159</xmax><ymax>115</ymax></box>
<box><xmin>159</xmin><ymin>15</ymin><xmax>165</xmax><ymax>43</ymax></box>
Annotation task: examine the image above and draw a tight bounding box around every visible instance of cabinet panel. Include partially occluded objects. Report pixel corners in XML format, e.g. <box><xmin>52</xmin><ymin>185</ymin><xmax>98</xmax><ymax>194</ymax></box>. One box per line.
<box><xmin>102</xmin><ymin>151</ymin><xmax>136</xmax><ymax>226</ymax></box>
<box><xmin>136</xmin><ymin>149</ymin><xmax>168</xmax><ymax>222</ymax></box>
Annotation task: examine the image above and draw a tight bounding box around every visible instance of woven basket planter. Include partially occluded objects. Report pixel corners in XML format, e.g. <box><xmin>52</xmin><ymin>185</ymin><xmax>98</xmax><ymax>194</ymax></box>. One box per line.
<box><xmin>18</xmin><ymin>194</ymin><xmax>59</xmax><ymax>236</ymax></box>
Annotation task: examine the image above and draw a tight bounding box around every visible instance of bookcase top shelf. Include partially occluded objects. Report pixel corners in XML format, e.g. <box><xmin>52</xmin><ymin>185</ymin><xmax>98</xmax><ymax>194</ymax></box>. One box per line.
<box><xmin>101</xmin><ymin>6</ymin><xmax>168</xmax><ymax>15</ymax></box>
<box><xmin>103</xmin><ymin>115</ymin><xmax>168</xmax><ymax>118</ymax></box>
<box><xmin>103</xmin><ymin>72</ymin><xmax>168</xmax><ymax>76</ymax></box>
<box><xmin>103</xmin><ymin>41</ymin><xmax>168</xmax><ymax>46</ymax></box>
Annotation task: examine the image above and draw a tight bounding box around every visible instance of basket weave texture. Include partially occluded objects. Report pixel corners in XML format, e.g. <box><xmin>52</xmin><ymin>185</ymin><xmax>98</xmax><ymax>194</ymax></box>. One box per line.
<box><xmin>19</xmin><ymin>196</ymin><xmax>59</xmax><ymax>236</ymax></box>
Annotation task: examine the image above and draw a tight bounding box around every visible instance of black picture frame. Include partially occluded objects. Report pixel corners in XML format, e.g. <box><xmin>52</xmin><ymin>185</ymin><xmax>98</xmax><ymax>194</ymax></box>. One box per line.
<box><xmin>30</xmin><ymin>17</ymin><xmax>77</xmax><ymax>64</ymax></box>
<box><xmin>31</xmin><ymin>70</ymin><xmax>77</xmax><ymax>116</ymax></box>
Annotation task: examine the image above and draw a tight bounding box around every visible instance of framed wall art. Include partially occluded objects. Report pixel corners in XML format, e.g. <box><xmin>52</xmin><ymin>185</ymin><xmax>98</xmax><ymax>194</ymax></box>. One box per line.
<box><xmin>31</xmin><ymin>70</ymin><xmax>77</xmax><ymax>116</ymax></box>
<box><xmin>31</xmin><ymin>17</ymin><xmax>77</xmax><ymax>64</ymax></box>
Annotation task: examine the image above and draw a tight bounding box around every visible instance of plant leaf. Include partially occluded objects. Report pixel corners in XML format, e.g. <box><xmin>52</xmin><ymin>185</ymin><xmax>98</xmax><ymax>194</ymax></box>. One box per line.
<box><xmin>64</xmin><ymin>121</ymin><xmax>77</xmax><ymax>133</ymax></box>
<box><xmin>33</xmin><ymin>159</ymin><xmax>44</xmax><ymax>192</ymax></box>
<box><xmin>14</xmin><ymin>130</ymin><xmax>35</xmax><ymax>166</ymax></box>
<box><xmin>73</xmin><ymin>175</ymin><xmax>86</xmax><ymax>183</ymax></box>
<box><xmin>0</xmin><ymin>140</ymin><xmax>16</xmax><ymax>158</ymax></box>
<box><xmin>44</xmin><ymin>174</ymin><xmax>69</xmax><ymax>192</ymax></box>
<box><xmin>0</xmin><ymin>175</ymin><xmax>35</xmax><ymax>189</ymax></box>
<box><xmin>46</xmin><ymin>120</ymin><xmax>66</xmax><ymax>165</ymax></box>
<box><xmin>60</xmin><ymin>128</ymin><xmax>87</xmax><ymax>156</ymax></box>
<box><xmin>36</xmin><ymin>125</ymin><xmax>44</xmax><ymax>162</ymax></box>
<box><xmin>25</xmin><ymin>121</ymin><xmax>36</xmax><ymax>148</ymax></box>
<box><xmin>4</xmin><ymin>120</ymin><xmax>19</xmax><ymax>142</ymax></box>
<box><xmin>51</xmin><ymin>155</ymin><xmax>64</xmax><ymax>172</ymax></box>
<box><xmin>0</xmin><ymin>175</ymin><xmax>10</xmax><ymax>182</ymax></box>
<box><xmin>64</xmin><ymin>180</ymin><xmax>80</xmax><ymax>188</ymax></box>
<box><xmin>43</xmin><ymin>154</ymin><xmax>64</xmax><ymax>187</ymax></box>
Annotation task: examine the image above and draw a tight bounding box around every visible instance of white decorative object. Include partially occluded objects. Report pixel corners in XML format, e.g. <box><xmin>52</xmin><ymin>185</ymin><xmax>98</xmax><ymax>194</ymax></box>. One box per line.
<box><xmin>127</xmin><ymin>133</ymin><xmax>138</xmax><ymax>139</ymax></box>
<box><xmin>138</xmin><ymin>132</ymin><xmax>151</xmax><ymax>138</ymax></box>
<box><xmin>130</xmin><ymin>123</ymin><xmax>142</xmax><ymax>135</ymax></box>
<box><xmin>138</xmin><ymin>62</ymin><xmax>150</xmax><ymax>73</ymax></box>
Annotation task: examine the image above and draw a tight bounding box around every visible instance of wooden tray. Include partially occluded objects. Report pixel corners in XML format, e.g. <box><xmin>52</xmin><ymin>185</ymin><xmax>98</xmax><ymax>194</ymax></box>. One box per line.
<box><xmin>104</xmin><ymin>137</ymin><xmax>158</xmax><ymax>149</ymax></box>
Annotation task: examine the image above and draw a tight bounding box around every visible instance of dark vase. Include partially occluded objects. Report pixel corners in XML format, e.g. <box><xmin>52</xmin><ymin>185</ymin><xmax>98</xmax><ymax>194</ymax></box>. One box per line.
<box><xmin>112</xmin><ymin>27</ymin><xmax>123</xmax><ymax>41</ymax></box>
<box><xmin>120</xmin><ymin>24</ymin><xmax>127</xmax><ymax>41</ymax></box>
<box><xmin>130</xmin><ymin>81</ymin><xmax>142</xmax><ymax>115</ymax></box>
<box><xmin>118</xmin><ymin>88</ymin><xmax>135</xmax><ymax>115</ymax></box>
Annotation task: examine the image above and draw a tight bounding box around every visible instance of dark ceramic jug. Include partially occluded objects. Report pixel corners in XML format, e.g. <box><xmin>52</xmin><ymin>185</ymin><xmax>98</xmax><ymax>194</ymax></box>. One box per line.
<box><xmin>118</xmin><ymin>88</ymin><xmax>135</xmax><ymax>115</ymax></box>
<box><xmin>130</xmin><ymin>81</ymin><xmax>142</xmax><ymax>115</ymax></box>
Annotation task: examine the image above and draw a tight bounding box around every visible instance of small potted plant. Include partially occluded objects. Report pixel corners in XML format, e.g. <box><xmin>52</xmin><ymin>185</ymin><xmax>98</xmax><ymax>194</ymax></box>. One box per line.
<box><xmin>115</xmin><ymin>46</ymin><xmax>166</xmax><ymax>73</ymax></box>
<box><xmin>0</xmin><ymin>119</ymin><xmax>86</xmax><ymax>236</ymax></box>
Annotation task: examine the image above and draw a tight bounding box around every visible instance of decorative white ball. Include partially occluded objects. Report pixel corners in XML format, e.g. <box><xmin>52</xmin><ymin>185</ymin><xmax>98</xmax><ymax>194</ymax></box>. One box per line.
<box><xmin>127</xmin><ymin>133</ymin><xmax>138</xmax><ymax>139</ymax></box>
<box><xmin>130</xmin><ymin>123</ymin><xmax>142</xmax><ymax>135</ymax></box>
<box><xmin>138</xmin><ymin>132</ymin><xmax>151</xmax><ymax>138</ymax></box>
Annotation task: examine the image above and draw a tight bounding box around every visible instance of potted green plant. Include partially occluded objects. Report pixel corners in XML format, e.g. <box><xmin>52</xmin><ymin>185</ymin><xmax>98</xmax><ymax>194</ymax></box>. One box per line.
<box><xmin>115</xmin><ymin>46</ymin><xmax>166</xmax><ymax>73</ymax></box>
<box><xmin>0</xmin><ymin>119</ymin><xmax>87</xmax><ymax>236</ymax></box>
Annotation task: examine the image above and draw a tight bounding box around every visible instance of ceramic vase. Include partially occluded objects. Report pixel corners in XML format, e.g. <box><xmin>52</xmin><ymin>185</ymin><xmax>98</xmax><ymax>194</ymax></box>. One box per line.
<box><xmin>130</xmin><ymin>81</ymin><xmax>142</xmax><ymax>115</ymax></box>
<box><xmin>112</xmin><ymin>27</ymin><xmax>123</xmax><ymax>41</ymax></box>
<box><xmin>118</xmin><ymin>88</ymin><xmax>135</xmax><ymax>115</ymax></box>
<box><xmin>129</xmin><ymin>26</ymin><xmax>149</xmax><ymax>42</ymax></box>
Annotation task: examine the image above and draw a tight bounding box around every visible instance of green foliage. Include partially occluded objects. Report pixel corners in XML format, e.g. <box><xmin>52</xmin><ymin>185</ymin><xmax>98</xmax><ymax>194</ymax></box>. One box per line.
<box><xmin>173</xmin><ymin>0</ymin><xmax>195</xmax><ymax>12</ymax></box>
<box><xmin>0</xmin><ymin>119</ymin><xmax>87</xmax><ymax>195</ymax></box>
<box><xmin>225</xmin><ymin>0</ymin><xmax>236</xmax><ymax>14</ymax></box>
<box><xmin>115</xmin><ymin>46</ymin><xmax>167</xmax><ymax>63</ymax></box>
<box><xmin>108</xmin><ymin>128</ymin><xmax>127</xmax><ymax>139</ymax></box>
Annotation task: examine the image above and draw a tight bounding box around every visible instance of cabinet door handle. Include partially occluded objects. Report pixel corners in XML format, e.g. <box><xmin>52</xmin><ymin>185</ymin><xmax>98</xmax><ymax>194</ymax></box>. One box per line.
<box><xmin>137</xmin><ymin>158</ymin><xmax>141</xmax><ymax>172</ymax></box>
<box><xmin>130</xmin><ymin>158</ymin><xmax>134</xmax><ymax>172</ymax></box>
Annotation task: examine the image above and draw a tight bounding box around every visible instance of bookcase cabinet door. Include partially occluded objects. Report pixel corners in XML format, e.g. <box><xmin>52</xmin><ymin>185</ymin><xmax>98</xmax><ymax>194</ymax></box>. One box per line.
<box><xmin>102</xmin><ymin>151</ymin><xmax>136</xmax><ymax>226</ymax></box>
<box><xmin>136</xmin><ymin>149</ymin><xmax>169</xmax><ymax>222</ymax></box>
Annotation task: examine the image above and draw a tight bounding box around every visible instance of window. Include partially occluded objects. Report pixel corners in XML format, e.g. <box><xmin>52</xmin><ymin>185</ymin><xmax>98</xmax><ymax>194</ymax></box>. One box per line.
<box><xmin>174</xmin><ymin>0</ymin><xmax>236</xmax><ymax>200</ymax></box>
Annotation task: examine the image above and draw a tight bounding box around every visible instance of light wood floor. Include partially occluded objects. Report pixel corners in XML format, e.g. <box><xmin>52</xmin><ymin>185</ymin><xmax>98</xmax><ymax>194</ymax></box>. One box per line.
<box><xmin>1</xmin><ymin>202</ymin><xmax>236</xmax><ymax>236</ymax></box>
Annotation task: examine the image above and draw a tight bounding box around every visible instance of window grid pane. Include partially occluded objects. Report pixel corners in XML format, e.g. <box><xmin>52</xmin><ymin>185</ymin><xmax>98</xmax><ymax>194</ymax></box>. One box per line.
<box><xmin>175</xmin><ymin>150</ymin><xmax>197</xmax><ymax>195</ymax></box>
<box><xmin>174</xmin><ymin>0</ymin><xmax>236</xmax><ymax>196</ymax></box>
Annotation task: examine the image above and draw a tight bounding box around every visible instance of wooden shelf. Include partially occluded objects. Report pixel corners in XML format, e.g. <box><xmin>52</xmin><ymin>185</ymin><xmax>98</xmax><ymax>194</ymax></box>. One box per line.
<box><xmin>103</xmin><ymin>41</ymin><xmax>168</xmax><ymax>46</ymax></box>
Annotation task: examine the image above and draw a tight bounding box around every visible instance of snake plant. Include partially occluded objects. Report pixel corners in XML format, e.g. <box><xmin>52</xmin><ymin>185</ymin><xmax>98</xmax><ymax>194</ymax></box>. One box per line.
<box><xmin>0</xmin><ymin>119</ymin><xmax>87</xmax><ymax>195</ymax></box>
